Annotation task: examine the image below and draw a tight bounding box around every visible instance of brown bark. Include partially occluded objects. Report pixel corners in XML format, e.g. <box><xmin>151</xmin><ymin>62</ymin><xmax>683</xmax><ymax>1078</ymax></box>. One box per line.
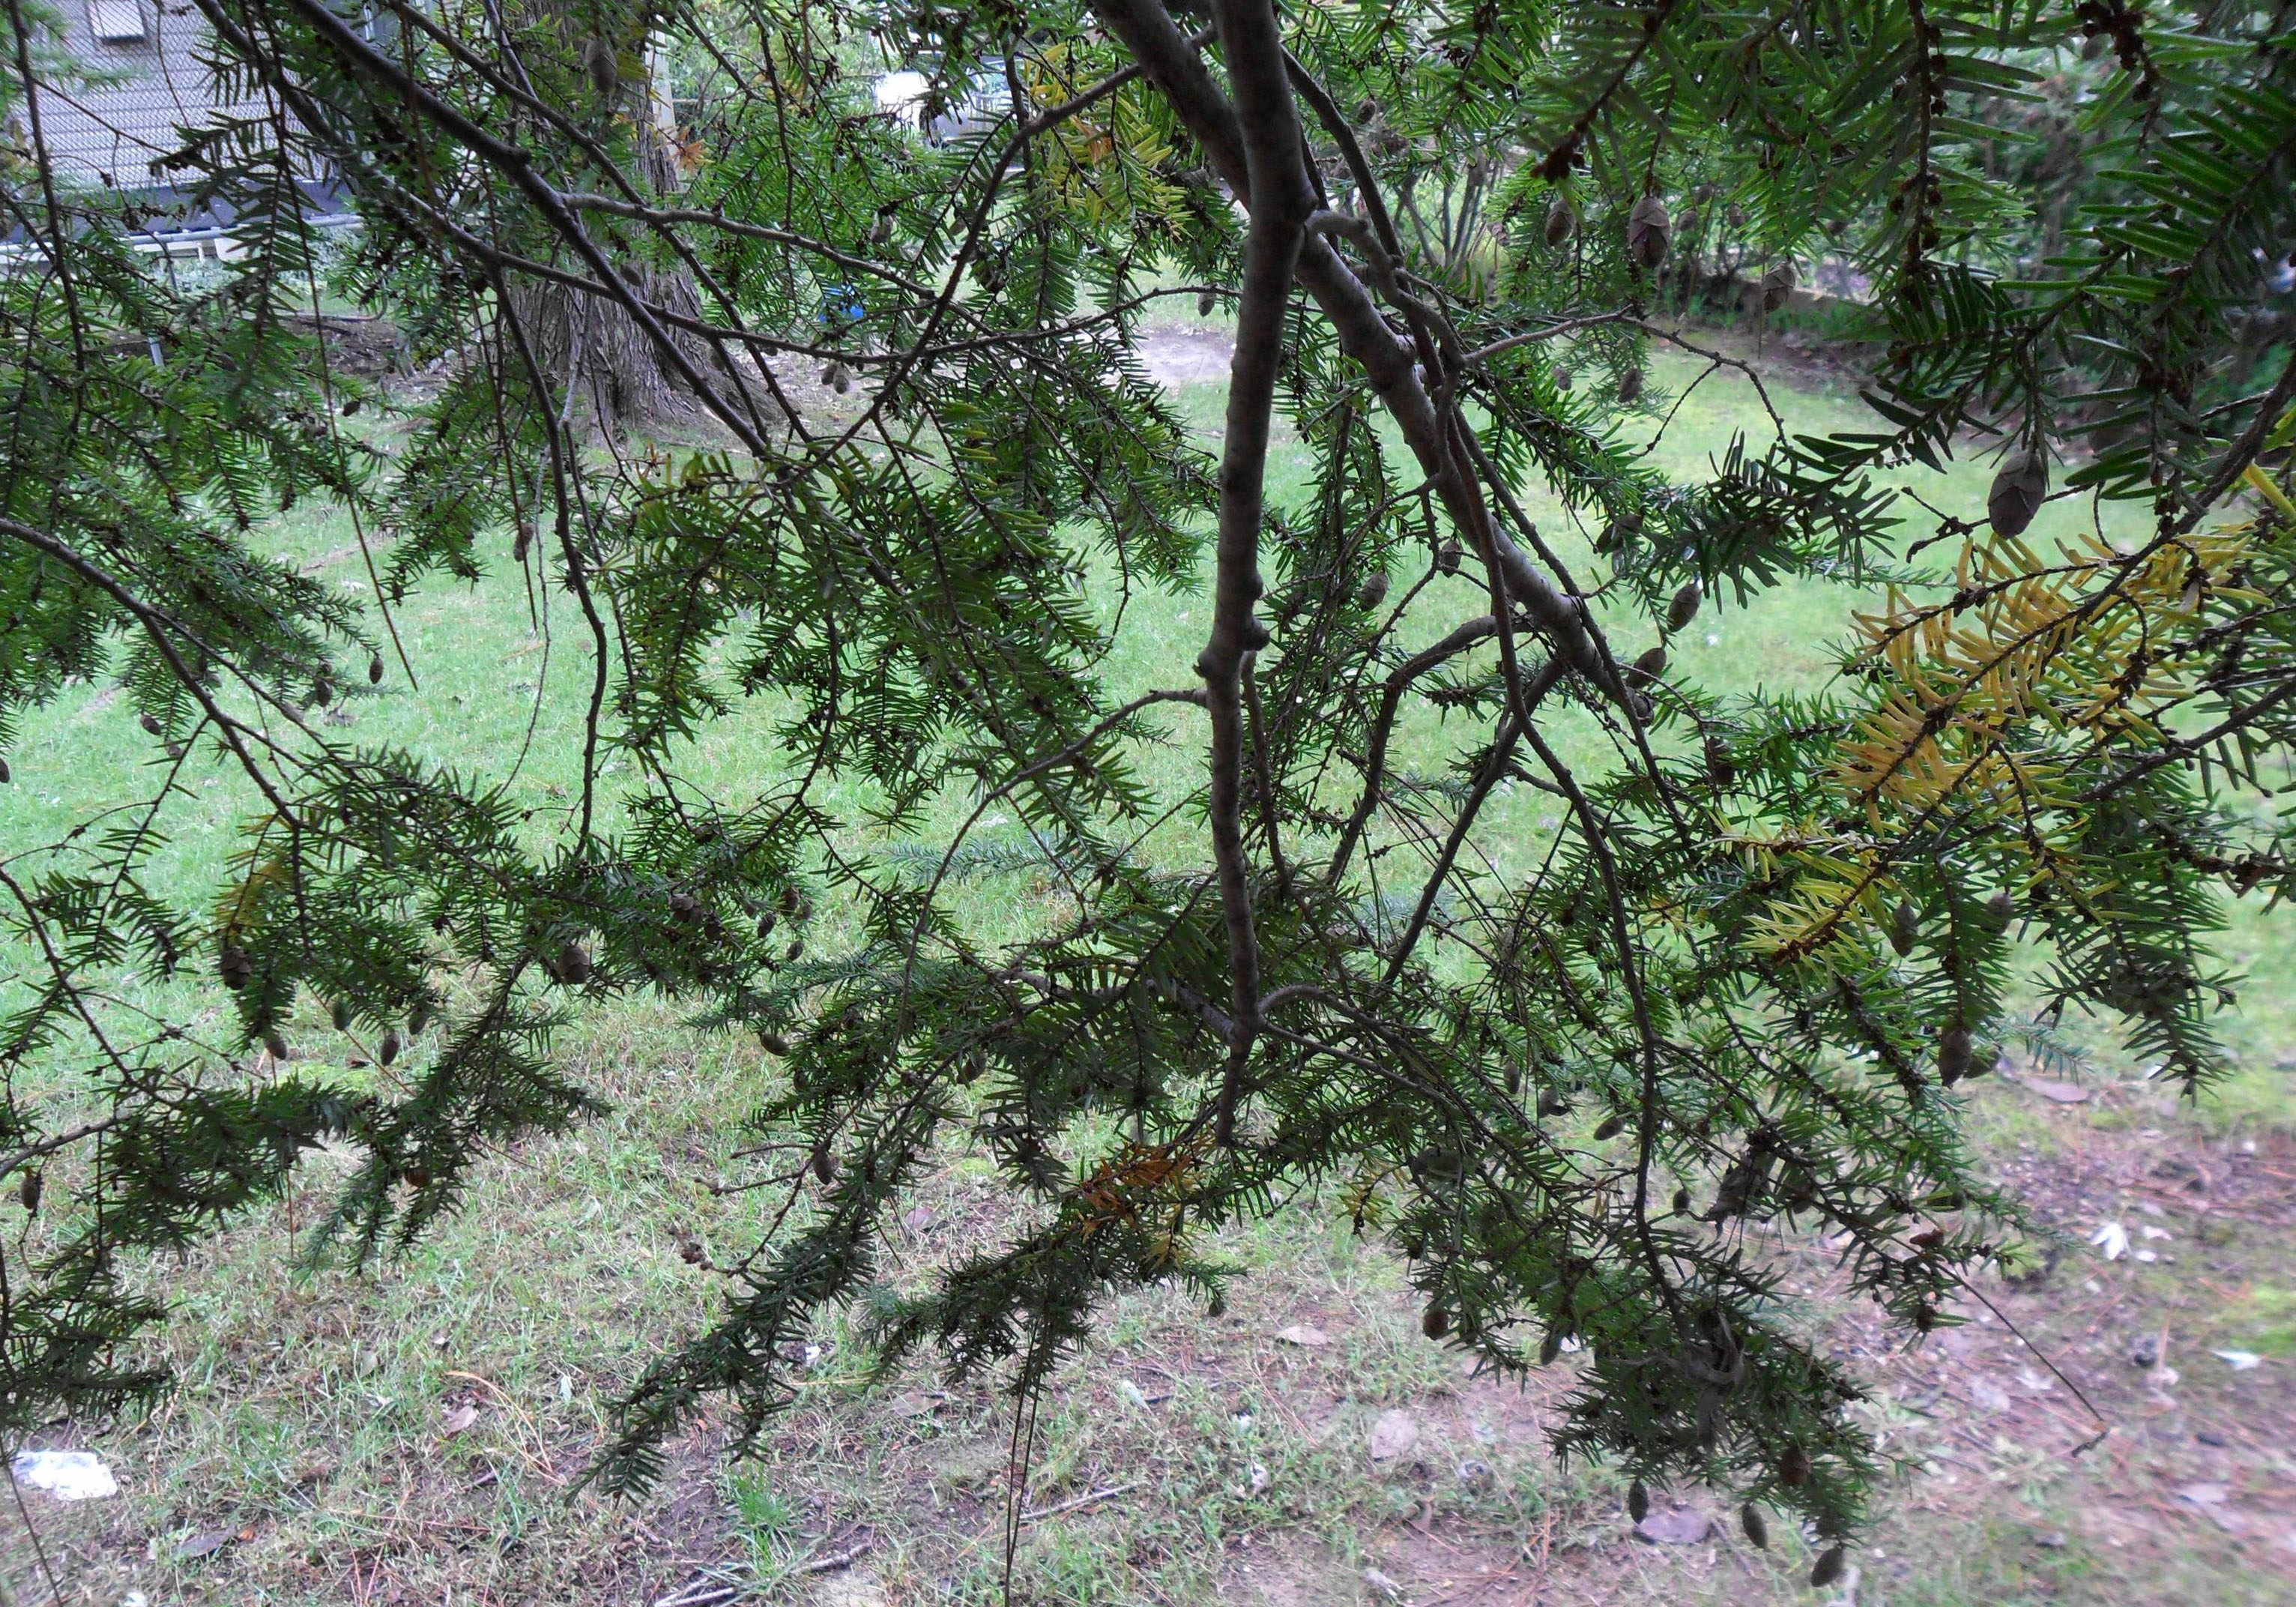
<box><xmin>1201</xmin><ymin>0</ymin><xmax>1311</xmax><ymax>1144</ymax></box>
<box><xmin>1084</xmin><ymin>0</ymin><xmax>1644</xmax><ymax>1145</ymax></box>
<box><xmin>507</xmin><ymin>36</ymin><xmax>712</xmax><ymax>433</ymax></box>
<box><xmin>1087</xmin><ymin>0</ymin><xmax>1633</xmax><ymax>710</ymax></box>
<box><xmin>508</xmin><ymin>257</ymin><xmax>710</xmax><ymax>432</ymax></box>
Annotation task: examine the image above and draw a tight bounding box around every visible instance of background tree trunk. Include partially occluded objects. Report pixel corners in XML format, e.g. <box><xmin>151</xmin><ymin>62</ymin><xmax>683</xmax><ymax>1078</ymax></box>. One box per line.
<box><xmin>512</xmin><ymin>32</ymin><xmax>709</xmax><ymax>433</ymax></box>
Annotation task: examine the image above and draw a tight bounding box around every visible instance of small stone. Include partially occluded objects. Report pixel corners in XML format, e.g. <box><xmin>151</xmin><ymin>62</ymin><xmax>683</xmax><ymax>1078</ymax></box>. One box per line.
<box><xmin>1368</xmin><ymin>1409</ymin><xmax>1419</xmax><ymax>1461</ymax></box>
<box><xmin>1634</xmin><ymin>1507</ymin><xmax>1712</xmax><ymax>1545</ymax></box>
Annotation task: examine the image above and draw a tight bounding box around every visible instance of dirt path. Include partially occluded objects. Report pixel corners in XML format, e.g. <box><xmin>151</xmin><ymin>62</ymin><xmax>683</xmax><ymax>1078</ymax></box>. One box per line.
<box><xmin>1135</xmin><ymin>322</ymin><xmax>1236</xmax><ymax>390</ymax></box>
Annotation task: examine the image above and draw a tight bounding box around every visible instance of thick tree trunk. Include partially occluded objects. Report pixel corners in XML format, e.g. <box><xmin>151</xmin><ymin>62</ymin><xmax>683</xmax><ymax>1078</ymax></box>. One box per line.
<box><xmin>513</xmin><ymin>37</ymin><xmax>710</xmax><ymax>434</ymax></box>
<box><xmin>510</xmin><ymin>258</ymin><xmax>709</xmax><ymax>433</ymax></box>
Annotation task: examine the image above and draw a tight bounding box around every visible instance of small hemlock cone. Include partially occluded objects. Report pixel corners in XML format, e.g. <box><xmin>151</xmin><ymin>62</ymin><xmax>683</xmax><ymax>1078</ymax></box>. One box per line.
<box><xmin>1544</xmin><ymin>193</ymin><xmax>1576</xmax><ymax>247</ymax></box>
<box><xmin>1810</xmin><ymin>1545</ymin><xmax>1847</xmax><ymax>1588</ymax></box>
<box><xmin>1759</xmin><ymin>259</ymin><xmax>1797</xmax><ymax>312</ymax></box>
<box><xmin>1627</xmin><ymin>195</ymin><xmax>1671</xmax><ymax>269</ymax></box>
<box><xmin>1667</xmin><ymin>579</ymin><xmax>1703</xmax><ymax>632</ymax></box>
<box><xmin>1988</xmin><ymin>448</ymin><xmax>2049</xmax><ymax>537</ymax></box>
<box><xmin>1938</xmin><ymin>1022</ymin><xmax>1973</xmax><ymax>1085</ymax></box>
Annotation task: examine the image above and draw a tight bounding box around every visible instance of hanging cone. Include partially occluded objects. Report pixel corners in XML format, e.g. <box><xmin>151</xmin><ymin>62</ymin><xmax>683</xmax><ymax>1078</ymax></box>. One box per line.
<box><xmin>1987</xmin><ymin>447</ymin><xmax>2049</xmax><ymax>537</ymax></box>
<box><xmin>1759</xmin><ymin>259</ymin><xmax>1797</xmax><ymax>312</ymax></box>
<box><xmin>1627</xmin><ymin>195</ymin><xmax>1671</xmax><ymax>269</ymax></box>
<box><xmin>1544</xmin><ymin>193</ymin><xmax>1577</xmax><ymax>247</ymax></box>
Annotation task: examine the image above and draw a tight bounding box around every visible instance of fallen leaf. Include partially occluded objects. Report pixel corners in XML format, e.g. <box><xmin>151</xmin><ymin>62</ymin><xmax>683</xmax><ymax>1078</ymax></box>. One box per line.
<box><xmin>1275</xmin><ymin>1324</ymin><xmax>1330</xmax><ymax>1348</ymax></box>
<box><xmin>2028</xmin><ymin>1079</ymin><xmax>2090</xmax><ymax>1103</ymax></box>
<box><xmin>2211</xmin><ymin>1349</ymin><xmax>2262</xmax><ymax>1371</ymax></box>
<box><xmin>1246</xmin><ymin>1460</ymin><xmax>1270</xmax><ymax>1493</ymax></box>
<box><xmin>176</xmin><ymin>1528</ymin><xmax>234</xmax><ymax>1560</ymax></box>
<box><xmin>439</xmin><ymin>1400</ymin><xmax>479</xmax><ymax>1435</ymax></box>
<box><xmin>1367</xmin><ymin>1409</ymin><xmax>1419</xmax><ymax>1461</ymax></box>
<box><xmin>2088</xmin><ymin>1220</ymin><xmax>2130</xmax><ymax>1261</ymax></box>
<box><xmin>2178</xmin><ymin>1482</ymin><xmax>2229</xmax><ymax>1506</ymax></box>
<box><xmin>1635</xmin><ymin>1507</ymin><xmax>1713</xmax><ymax>1545</ymax></box>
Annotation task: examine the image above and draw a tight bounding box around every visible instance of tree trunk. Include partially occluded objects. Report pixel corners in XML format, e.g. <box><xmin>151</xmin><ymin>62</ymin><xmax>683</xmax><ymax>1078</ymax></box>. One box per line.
<box><xmin>511</xmin><ymin>34</ymin><xmax>710</xmax><ymax>434</ymax></box>
<box><xmin>511</xmin><ymin>256</ymin><xmax>710</xmax><ymax>434</ymax></box>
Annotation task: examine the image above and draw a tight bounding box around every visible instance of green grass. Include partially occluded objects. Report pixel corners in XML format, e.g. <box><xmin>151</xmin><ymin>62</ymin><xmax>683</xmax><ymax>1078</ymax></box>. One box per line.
<box><xmin>5</xmin><ymin>328</ymin><xmax>2295</xmax><ymax>1606</ymax></box>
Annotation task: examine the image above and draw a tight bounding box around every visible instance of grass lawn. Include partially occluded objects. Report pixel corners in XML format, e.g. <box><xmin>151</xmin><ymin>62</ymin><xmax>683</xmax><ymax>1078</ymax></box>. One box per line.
<box><xmin>4</xmin><ymin>321</ymin><xmax>2294</xmax><ymax>1607</ymax></box>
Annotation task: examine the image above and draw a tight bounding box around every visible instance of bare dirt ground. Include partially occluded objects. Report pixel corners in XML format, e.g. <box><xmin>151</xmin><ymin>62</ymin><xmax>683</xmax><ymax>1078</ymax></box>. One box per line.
<box><xmin>1133</xmin><ymin>324</ymin><xmax>1239</xmax><ymax>391</ymax></box>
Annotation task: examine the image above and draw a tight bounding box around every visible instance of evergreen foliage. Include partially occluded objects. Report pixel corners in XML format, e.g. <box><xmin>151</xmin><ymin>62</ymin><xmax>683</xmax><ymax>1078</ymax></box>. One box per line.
<box><xmin>3</xmin><ymin>0</ymin><xmax>2293</xmax><ymax>1557</ymax></box>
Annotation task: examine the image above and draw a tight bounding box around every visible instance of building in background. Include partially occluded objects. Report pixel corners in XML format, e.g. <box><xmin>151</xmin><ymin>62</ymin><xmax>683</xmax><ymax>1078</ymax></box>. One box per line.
<box><xmin>13</xmin><ymin>0</ymin><xmax>349</xmax><ymax>255</ymax></box>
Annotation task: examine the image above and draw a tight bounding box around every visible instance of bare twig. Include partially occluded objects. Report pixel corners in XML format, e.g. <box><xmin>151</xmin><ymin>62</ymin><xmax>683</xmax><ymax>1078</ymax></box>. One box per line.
<box><xmin>801</xmin><ymin>1537</ymin><xmax>876</xmax><ymax>1573</ymax></box>
<box><xmin>1021</xmin><ymin>1480</ymin><xmax>1143</xmax><ymax>1522</ymax></box>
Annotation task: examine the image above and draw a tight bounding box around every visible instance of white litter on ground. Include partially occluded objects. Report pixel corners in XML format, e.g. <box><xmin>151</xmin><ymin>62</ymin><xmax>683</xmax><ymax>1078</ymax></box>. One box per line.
<box><xmin>10</xmin><ymin>1448</ymin><xmax>119</xmax><ymax>1500</ymax></box>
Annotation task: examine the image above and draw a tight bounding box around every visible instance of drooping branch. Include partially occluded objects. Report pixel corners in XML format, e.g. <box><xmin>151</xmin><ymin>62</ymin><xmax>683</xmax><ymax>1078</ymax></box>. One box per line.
<box><xmin>1089</xmin><ymin>0</ymin><xmax>1637</xmax><ymax>711</ymax></box>
<box><xmin>1202</xmin><ymin>0</ymin><xmax>1314</xmax><ymax>1145</ymax></box>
